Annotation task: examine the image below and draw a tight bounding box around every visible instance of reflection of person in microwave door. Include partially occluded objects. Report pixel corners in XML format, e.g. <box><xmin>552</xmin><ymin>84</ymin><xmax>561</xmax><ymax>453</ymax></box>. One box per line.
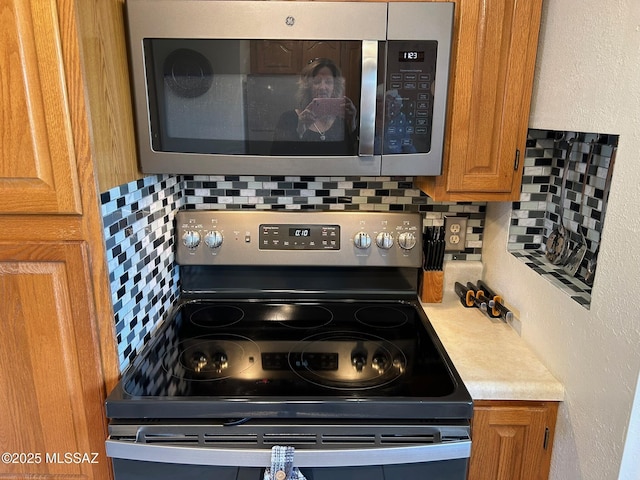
<box><xmin>272</xmin><ymin>58</ymin><xmax>358</xmax><ymax>154</ymax></box>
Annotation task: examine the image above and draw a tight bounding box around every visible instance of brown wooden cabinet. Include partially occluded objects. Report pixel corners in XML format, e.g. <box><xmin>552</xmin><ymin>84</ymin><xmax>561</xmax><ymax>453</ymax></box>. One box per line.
<box><xmin>0</xmin><ymin>243</ymin><xmax>110</xmax><ymax>478</ymax></box>
<box><xmin>468</xmin><ymin>401</ymin><xmax>559</xmax><ymax>480</ymax></box>
<box><xmin>0</xmin><ymin>0</ymin><xmax>82</xmax><ymax>215</ymax></box>
<box><xmin>0</xmin><ymin>0</ymin><xmax>131</xmax><ymax>478</ymax></box>
<box><xmin>416</xmin><ymin>0</ymin><xmax>544</xmax><ymax>201</ymax></box>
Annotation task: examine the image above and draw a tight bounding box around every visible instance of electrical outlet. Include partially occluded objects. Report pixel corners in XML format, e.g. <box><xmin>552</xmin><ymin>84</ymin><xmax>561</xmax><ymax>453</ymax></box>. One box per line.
<box><xmin>444</xmin><ymin>216</ymin><xmax>468</xmax><ymax>252</ymax></box>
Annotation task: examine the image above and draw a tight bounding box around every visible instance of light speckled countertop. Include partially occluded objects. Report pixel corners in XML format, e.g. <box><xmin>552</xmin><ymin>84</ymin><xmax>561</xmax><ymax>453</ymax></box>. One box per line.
<box><xmin>420</xmin><ymin>263</ymin><xmax>564</xmax><ymax>402</ymax></box>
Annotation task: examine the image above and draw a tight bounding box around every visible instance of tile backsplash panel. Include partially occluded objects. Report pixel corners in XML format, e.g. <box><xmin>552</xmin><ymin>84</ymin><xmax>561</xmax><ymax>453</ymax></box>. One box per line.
<box><xmin>509</xmin><ymin>129</ymin><xmax>618</xmax><ymax>308</ymax></box>
<box><xmin>101</xmin><ymin>175</ymin><xmax>183</xmax><ymax>370</ymax></box>
<box><xmin>101</xmin><ymin>175</ymin><xmax>486</xmax><ymax>371</ymax></box>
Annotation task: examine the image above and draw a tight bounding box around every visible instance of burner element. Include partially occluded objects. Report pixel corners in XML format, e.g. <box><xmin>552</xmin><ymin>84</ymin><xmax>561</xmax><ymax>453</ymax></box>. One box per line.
<box><xmin>262</xmin><ymin>304</ymin><xmax>333</xmax><ymax>329</ymax></box>
<box><xmin>355</xmin><ymin>306</ymin><xmax>408</xmax><ymax>328</ymax></box>
<box><xmin>190</xmin><ymin>305</ymin><xmax>244</xmax><ymax>328</ymax></box>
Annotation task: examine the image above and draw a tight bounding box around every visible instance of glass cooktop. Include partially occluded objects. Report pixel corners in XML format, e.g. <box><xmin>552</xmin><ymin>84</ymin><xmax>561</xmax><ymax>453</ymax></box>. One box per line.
<box><xmin>107</xmin><ymin>300</ymin><xmax>472</xmax><ymax>420</ymax></box>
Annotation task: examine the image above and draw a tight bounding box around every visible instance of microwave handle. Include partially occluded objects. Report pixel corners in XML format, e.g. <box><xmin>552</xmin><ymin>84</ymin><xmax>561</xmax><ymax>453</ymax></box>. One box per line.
<box><xmin>358</xmin><ymin>40</ymin><xmax>378</xmax><ymax>157</ymax></box>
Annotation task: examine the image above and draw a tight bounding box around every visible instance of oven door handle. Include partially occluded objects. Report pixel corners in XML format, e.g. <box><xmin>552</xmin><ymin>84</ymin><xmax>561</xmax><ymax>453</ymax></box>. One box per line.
<box><xmin>106</xmin><ymin>439</ymin><xmax>470</xmax><ymax>467</ymax></box>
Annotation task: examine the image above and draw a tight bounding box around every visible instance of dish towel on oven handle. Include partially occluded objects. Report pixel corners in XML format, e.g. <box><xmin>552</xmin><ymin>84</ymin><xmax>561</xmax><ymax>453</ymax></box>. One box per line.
<box><xmin>263</xmin><ymin>446</ymin><xmax>307</xmax><ymax>480</ymax></box>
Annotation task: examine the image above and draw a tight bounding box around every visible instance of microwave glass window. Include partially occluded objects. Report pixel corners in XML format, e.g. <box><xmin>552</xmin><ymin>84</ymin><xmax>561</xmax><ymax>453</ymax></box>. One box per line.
<box><xmin>144</xmin><ymin>39</ymin><xmax>362</xmax><ymax>156</ymax></box>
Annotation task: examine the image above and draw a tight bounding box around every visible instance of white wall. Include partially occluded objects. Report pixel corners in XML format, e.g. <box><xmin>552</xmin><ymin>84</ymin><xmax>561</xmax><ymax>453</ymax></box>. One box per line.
<box><xmin>481</xmin><ymin>1</ymin><xmax>640</xmax><ymax>479</ymax></box>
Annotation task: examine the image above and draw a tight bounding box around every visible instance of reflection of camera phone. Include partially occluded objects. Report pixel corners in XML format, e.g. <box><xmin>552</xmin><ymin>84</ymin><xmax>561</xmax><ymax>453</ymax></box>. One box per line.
<box><xmin>309</xmin><ymin>97</ymin><xmax>343</xmax><ymax>116</ymax></box>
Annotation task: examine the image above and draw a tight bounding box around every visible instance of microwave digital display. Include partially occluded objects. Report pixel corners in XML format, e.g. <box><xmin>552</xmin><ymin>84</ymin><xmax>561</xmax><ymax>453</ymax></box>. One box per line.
<box><xmin>398</xmin><ymin>51</ymin><xmax>425</xmax><ymax>62</ymax></box>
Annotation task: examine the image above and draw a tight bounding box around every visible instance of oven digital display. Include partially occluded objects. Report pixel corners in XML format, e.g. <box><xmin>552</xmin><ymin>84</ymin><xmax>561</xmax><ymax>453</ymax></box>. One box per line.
<box><xmin>289</xmin><ymin>228</ymin><xmax>311</xmax><ymax>237</ymax></box>
<box><xmin>259</xmin><ymin>224</ymin><xmax>340</xmax><ymax>250</ymax></box>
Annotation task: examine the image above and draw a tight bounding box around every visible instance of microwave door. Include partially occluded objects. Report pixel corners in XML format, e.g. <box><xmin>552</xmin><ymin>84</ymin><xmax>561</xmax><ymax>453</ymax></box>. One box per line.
<box><xmin>141</xmin><ymin>38</ymin><xmax>383</xmax><ymax>176</ymax></box>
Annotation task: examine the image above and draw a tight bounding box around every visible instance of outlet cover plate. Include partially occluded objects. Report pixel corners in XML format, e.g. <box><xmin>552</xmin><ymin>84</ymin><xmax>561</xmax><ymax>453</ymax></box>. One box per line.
<box><xmin>444</xmin><ymin>216</ymin><xmax>468</xmax><ymax>251</ymax></box>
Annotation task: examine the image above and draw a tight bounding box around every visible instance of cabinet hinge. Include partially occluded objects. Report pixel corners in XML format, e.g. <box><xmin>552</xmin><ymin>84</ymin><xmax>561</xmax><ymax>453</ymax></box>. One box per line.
<box><xmin>514</xmin><ymin>149</ymin><xmax>521</xmax><ymax>171</ymax></box>
<box><xmin>543</xmin><ymin>427</ymin><xmax>550</xmax><ymax>450</ymax></box>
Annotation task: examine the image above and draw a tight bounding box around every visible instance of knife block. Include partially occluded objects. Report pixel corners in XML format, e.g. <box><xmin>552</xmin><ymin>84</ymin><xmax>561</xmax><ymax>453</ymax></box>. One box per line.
<box><xmin>420</xmin><ymin>270</ymin><xmax>444</xmax><ymax>303</ymax></box>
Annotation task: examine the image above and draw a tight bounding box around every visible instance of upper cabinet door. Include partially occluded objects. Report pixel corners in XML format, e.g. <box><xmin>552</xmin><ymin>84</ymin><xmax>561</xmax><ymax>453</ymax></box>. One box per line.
<box><xmin>0</xmin><ymin>0</ymin><xmax>82</xmax><ymax>214</ymax></box>
<box><xmin>447</xmin><ymin>0</ymin><xmax>541</xmax><ymax>193</ymax></box>
<box><xmin>417</xmin><ymin>0</ymin><xmax>543</xmax><ymax>201</ymax></box>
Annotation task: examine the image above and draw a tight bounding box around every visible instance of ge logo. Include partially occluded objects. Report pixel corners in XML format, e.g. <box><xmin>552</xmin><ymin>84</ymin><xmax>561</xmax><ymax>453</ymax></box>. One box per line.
<box><xmin>285</xmin><ymin>15</ymin><xmax>295</xmax><ymax>26</ymax></box>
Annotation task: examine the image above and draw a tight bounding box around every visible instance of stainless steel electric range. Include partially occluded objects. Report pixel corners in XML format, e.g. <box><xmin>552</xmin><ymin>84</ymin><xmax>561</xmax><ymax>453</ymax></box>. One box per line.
<box><xmin>106</xmin><ymin>210</ymin><xmax>472</xmax><ymax>480</ymax></box>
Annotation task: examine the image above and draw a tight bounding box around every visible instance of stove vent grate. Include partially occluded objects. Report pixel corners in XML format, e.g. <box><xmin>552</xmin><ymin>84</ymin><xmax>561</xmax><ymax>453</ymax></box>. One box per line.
<box><xmin>137</xmin><ymin>431</ymin><xmax>445</xmax><ymax>447</ymax></box>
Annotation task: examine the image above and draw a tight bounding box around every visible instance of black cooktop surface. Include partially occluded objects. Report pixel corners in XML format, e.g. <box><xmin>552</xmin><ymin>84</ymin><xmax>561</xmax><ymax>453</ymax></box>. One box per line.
<box><xmin>107</xmin><ymin>300</ymin><xmax>472</xmax><ymax>420</ymax></box>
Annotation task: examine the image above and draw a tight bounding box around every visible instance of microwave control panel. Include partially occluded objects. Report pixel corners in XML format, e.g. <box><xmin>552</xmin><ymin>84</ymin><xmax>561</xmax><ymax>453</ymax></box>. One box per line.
<box><xmin>383</xmin><ymin>40</ymin><xmax>438</xmax><ymax>155</ymax></box>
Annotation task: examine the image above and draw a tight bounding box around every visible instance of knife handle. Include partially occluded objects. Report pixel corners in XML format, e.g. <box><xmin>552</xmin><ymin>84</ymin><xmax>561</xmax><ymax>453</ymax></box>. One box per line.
<box><xmin>479</xmin><ymin>292</ymin><xmax>500</xmax><ymax>317</ymax></box>
<box><xmin>454</xmin><ymin>282</ymin><xmax>475</xmax><ymax>308</ymax></box>
<box><xmin>492</xmin><ymin>298</ymin><xmax>513</xmax><ymax>322</ymax></box>
<box><xmin>477</xmin><ymin>280</ymin><xmax>513</xmax><ymax>322</ymax></box>
<box><xmin>465</xmin><ymin>282</ymin><xmax>489</xmax><ymax>313</ymax></box>
<box><xmin>468</xmin><ymin>283</ymin><xmax>499</xmax><ymax>317</ymax></box>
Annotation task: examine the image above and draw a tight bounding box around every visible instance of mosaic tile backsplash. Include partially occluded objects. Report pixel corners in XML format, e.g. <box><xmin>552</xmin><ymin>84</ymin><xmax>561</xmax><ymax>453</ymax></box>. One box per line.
<box><xmin>101</xmin><ymin>175</ymin><xmax>183</xmax><ymax>370</ymax></box>
<box><xmin>510</xmin><ymin>129</ymin><xmax>618</xmax><ymax>308</ymax></box>
<box><xmin>101</xmin><ymin>174</ymin><xmax>486</xmax><ymax>371</ymax></box>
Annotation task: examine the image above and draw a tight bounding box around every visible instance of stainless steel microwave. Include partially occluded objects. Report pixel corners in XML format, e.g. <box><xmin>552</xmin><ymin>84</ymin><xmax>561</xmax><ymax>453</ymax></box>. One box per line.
<box><xmin>125</xmin><ymin>0</ymin><xmax>454</xmax><ymax>176</ymax></box>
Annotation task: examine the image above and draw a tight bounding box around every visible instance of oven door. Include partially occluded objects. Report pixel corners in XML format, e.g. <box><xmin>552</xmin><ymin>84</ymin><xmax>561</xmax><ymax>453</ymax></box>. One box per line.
<box><xmin>106</xmin><ymin>423</ymin><xmax>471</xmax><ymax>480</ymax></box>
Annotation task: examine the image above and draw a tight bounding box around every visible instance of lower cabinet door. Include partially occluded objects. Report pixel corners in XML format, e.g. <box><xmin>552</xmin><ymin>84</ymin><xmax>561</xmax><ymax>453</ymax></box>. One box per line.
<box><xmin>468</xmin><ymin>400</ymin><xmax>558</xmax><ymax>480</ymax></box>
<box><xmin>0</xmin><ymin>242</ymin><xmax>112</xmax><ymax>479</ymax></box>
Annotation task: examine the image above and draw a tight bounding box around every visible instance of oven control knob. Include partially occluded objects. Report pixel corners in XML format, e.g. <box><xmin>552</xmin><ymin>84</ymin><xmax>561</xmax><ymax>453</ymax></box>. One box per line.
<box><xmin>353</xmin><ymin>232</ymin><xmax>371</xmax><ymax>249</ymax></box>
<box><xmin>351</xmin><ymin>352</ymin><xmax>367</xmax><ymax>372</ymax></box>
<box><xmin>182</xmin><ymin>230</ymin><xmax>201</xmax><ymax>249</ymax></box>
<box><xmin>372</xmin><ymin>353</ymin><xmax>389</xmax><ymax>373</ymax></box>
<box><xmin>393</xmin><ymin>356</ymin><xmax>406</xmax><ymax>374</ymax></box>
<box><xmin>204</xmin><ymin>230</ymin><xmax>223</xmax><ymax>249</ymax></box>
<box><xmin>397</xmin><ymin>232</ymin><xmax>417</xmax><ymax>250</ymax></box>
<box><xmin>211</xmin><ymin>352</ymin><xmax>228</xmax><ymax>373</ymax></box>
<box><xmin>375</xmin><ymin>231</ymin><xmax>394</xmax><ymax>249</ymax></box>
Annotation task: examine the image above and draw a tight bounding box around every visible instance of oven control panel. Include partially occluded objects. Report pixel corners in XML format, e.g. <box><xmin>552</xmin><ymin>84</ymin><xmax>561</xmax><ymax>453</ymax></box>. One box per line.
<box><xmin>175</xmin><ymin>210</ymin><xmax>422</xmax><ymax>267</ymax></box>
<box><xmin>259</xmin><ymin>224</ymin><xmax>340</xmax><ymax>250</ymax></box>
